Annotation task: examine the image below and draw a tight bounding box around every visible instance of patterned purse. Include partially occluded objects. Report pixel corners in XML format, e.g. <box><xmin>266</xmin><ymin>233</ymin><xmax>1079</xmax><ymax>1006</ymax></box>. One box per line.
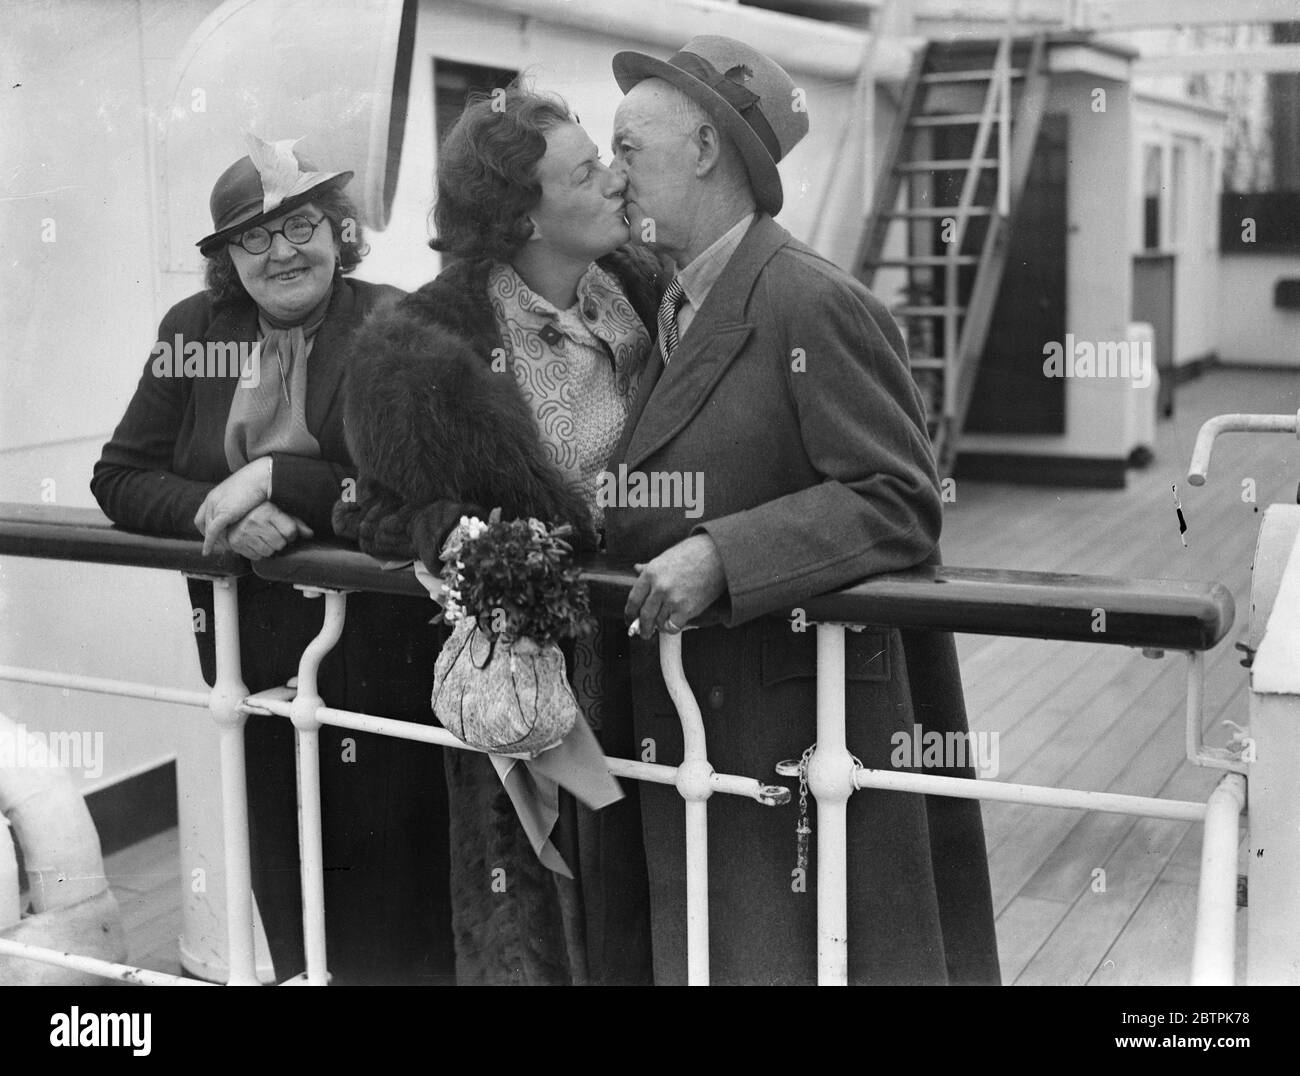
<box><xmin>431</xmin><ymin>619</ymin><xmax>579</xmax><ymax>758</ymax></box>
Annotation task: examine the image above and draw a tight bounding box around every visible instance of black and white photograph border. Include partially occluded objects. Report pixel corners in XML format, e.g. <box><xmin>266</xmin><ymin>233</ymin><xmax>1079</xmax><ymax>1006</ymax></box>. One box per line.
<box><xmin>1</xmin><ymin>0</ymin><xmax>1297</xmax><ymax>1022</ymax></box>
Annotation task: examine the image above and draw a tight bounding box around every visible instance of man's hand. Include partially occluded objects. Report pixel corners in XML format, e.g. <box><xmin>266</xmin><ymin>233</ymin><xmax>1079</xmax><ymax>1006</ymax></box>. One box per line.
<box><xmin>625</xmin><ymin>533</ymin><xmax>727</xmax><ymax>639</ymax></box>
<box><xmin>221</xmin><ymin>501</ymin><xmax>314</xmax><ymax>560</ymax></box>
<box><xmin>195</xmin><ymin>458</ymin><xmax>273</xmax><ymax>555</ymax></box>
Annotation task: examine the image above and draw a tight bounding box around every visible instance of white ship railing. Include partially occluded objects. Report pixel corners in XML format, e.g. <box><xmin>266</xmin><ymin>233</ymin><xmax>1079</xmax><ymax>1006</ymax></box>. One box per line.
<box><xmin>2</xmin><ymin>423</ymin><xmax>1288</xmax><ymax>984</ymax></box>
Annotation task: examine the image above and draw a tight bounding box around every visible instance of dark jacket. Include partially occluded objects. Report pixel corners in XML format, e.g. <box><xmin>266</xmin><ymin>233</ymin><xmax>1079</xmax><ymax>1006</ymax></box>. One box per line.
<box><xmin>339</xmin><ymin>246</ymin><xmax>666</xmax><ymax>985</ymax></box>
<box><xmin>91</xmin><ymin>275</ymin><xmax>403</xmax><ymax>683</ymax></box>
<box><xmin>92</xmin><ymin>275</ymin><xmax>391</xmax><ymax>540</ymax></box>
<box><xmin>604</xmin><ymin>215</ymin><xmax>1002</xmax><ymax>984</ymax></box>
<box><xmin>90</xmin><ymin>275</ymin><xmax>457</xmax><ymax>985</ymax></box>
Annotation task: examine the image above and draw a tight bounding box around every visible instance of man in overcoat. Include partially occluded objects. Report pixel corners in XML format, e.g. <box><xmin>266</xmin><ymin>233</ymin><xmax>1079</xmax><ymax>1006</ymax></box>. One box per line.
<box><xmin>604</xmin><ymin>35</ymin><xmax>1002</xmax><ymax>985</ymax></box>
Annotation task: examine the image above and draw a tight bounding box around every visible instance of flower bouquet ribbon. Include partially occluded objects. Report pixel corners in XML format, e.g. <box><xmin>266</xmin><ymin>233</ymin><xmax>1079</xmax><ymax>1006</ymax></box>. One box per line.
<box><xmin>419</xmin><ymin>514</ymin><xmax>622</xmax><ymax>876</ymax></box>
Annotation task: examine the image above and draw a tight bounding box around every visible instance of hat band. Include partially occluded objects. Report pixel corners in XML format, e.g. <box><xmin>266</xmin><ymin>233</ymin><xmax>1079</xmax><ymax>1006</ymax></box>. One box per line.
<box><xmin>668</xmin><ymin>50</ymin><xmax>782</xmax><ymax>164</ymax></box>
<box><xmin>215</xmin><ymin>193</ymin><xmax>268</xmax><ymax>236</ymax></box>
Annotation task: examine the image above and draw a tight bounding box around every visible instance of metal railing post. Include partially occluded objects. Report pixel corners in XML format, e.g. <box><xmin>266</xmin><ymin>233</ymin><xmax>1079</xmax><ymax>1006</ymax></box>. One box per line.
<box><xmin>1190</xmin><ymin>772</ymin><xmax>1247</xmax><ymax>985</ymax></box>
<box><xmin>811</xmin><ymin>624</ymin><xmax>853</xmax><ymax>986</ymax></box>
<box><xmin>206</xmin><ymin>576</ymin><xmax>258</xmax><ymax>986</ymax></box>
<box><xmin>288</xmin><ymin>588</ymin><xmax>348</xmax><ymax>986</ymax></box>
<box><xmin>659</xmin><ymin>631</ymin><xmax>712</xmax><ymax>986</ymax></box>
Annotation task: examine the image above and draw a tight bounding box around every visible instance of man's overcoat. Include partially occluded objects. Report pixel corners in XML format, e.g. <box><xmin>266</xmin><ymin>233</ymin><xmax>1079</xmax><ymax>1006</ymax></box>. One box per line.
<box><xmin>604</xmin><ymin>214</ymin><xmax>1001</xmax><ymax>985</ymax></box>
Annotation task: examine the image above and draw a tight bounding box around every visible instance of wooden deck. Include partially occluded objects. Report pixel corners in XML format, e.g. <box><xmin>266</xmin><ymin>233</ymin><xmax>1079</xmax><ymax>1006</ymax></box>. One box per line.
<box><xmin>103</xmin><ymin>365</ymin><xmax>1295</xmax><ymax>985</ymax></box>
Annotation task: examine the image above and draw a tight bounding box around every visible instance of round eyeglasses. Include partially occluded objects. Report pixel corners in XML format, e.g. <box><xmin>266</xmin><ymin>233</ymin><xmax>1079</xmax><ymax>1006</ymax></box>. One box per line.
<box><xmin>229</xmin><ymin>214</ymin><xmax>326</xmax><ymax>255</ymax></box>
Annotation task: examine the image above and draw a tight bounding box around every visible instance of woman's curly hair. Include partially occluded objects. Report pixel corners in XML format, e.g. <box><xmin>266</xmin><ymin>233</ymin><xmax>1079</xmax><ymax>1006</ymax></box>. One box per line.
<box><xmin>204</xmin><ymin>183</ymin><xmax>368</xmax><ymax>305</ymax></box>
<box><xmin>430</xmin><ymin>81</ymin><xmax>574</xmax><ymax>263</ymax></box>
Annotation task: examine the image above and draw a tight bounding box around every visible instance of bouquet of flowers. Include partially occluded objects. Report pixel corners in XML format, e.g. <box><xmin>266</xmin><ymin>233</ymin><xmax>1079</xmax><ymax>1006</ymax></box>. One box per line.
<box><xmin>430</xmin><ymin>511</ymin><xmax>595</xmax><ymax>757</ymax></box>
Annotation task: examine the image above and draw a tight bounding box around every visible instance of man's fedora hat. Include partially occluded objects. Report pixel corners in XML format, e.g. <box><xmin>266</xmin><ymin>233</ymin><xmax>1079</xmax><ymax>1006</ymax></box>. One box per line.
<box><xmin>612</xmin><ymin>35</ymin><xmax>809</xmax><ymax>215</ymax></box>
<box><xmin>197</xmin><ymin>133</ymin><xmax>353</xmax><ymax>256</ymax></box>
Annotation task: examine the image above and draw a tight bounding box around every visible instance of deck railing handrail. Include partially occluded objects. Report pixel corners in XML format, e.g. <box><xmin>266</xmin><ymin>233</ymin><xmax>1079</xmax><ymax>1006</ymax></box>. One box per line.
<box><xmin>0</xmin><ymin>498</ymin><xmax>1261</xmax><ymax>985</ymax></box>
<box><xmin>0</xmin><ymin>503</ymin><xmax>1234</xmax><ymax>650</ymax></box>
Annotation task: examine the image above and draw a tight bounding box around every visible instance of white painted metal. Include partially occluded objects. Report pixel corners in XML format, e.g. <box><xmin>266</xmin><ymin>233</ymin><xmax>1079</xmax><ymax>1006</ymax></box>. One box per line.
<box><xmin>0</xmin><ymin>666</ymin><xmax>209</xmax><ymax>709</ymax></box>
<box><xmin>461</xmin><ymin>0</ymin><xmax>906</xmax><ymax>80</ymax></box>
<box><xmin>0</xmin><ymin>711</ymin><xmax>114</xmax><ymax>912</ymax></box>
<box><xmin>208</xmin><ymin>578</ymin><xmax>258</xmax><ymax>987</ymax></box>
<box><xmin>996</xmin><ymin>28</ymin><xmax>1011</xmax><ymax>217</ymax></box>
<box><xmin>808</xmin><ymin>32</ymin><xmax>880</xmax><ymax>269</ymax></box>
<box><xmin>1247</xmin><ymin>524</ymin><xmax>1300</xmax><ymax>984</ymax></box>
<box><xmin>250</xmin><ymin>699</ymin><xmax>789</xmax><ymax>805</ymax></box>
<box><xmin>2</xmin><ymin>524</ymin><xmax>1273</xmax><ymax>987</ymax></box>
<box><xmin>1183</xmin><ymin>650</ymin><xmax>1247</xmax><ymax>773</ymax></box>
<box><xmin>1190</xmin><ymin>773</ymin><xmax>1247</xmax><ymax>986</ymax></box>
<box><xmin>1084</xmin><ymin>0</ymin><xmax>1300</xmax><ymax>32</ymax></box>
<box><xmin>1135</xmin><ymin>45</ymin><xmax>1300</xmax><ymax>76</ymax></box>
<box><xmin>811</xmin><ymin>625</ymin><xmax>852</xmax><ymax>986</ymax></box>
<box><xmin>1186</xmin><ymin>650</ymin><xmax>1202</xmax><ymax>764</ymax></box>
<box><xmin>853</xmin><ymin>765</ymin><xmax>1208</xmax><ymax>820</ymax></box>
<box><xmin>659</xmin><ymin>632</ymin><xmax>713</xmax><ymax>987</ymax></box>
<box><xmin>1252</xmin><ymin>535</ymin><xmax>1300</xmax><ymax>697</ymax></box>
<box><xmin>916</xmin><ymin>0</ymin><xmax>1299</xmax><ymax>31</ymax></box>
<box><xmin>1187</xmin><ymin>411</ymin><xmax>1299</xmax><ymax>486</ymax></box>
<box><xmin>0</xmin><ymin>936</ymin><xmax>213</xmax><ymax>986</ymax></box>
<box><xmin>0</xmin><ymin>818</ymin><xmax>18</xmax><ymax>931</ymax></box>
<box><xmin>288</xmin><ymin>589</ymin><xmax>348</xmax><ymax>987</ymax></box>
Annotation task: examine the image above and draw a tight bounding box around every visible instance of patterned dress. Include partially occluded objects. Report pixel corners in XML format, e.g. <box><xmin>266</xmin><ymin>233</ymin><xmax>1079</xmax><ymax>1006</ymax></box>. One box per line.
<box><xmin>487</xmin><ymin>262</ymin><xmax>650</xmax><ymax>530</ymax></box>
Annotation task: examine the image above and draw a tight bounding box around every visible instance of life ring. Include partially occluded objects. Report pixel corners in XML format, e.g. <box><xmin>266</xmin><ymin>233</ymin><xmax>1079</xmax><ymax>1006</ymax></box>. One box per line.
<box><xmin>0</xmin><ymin>710</ymin><xmax>126</xmax><ymax>985</ymax></box>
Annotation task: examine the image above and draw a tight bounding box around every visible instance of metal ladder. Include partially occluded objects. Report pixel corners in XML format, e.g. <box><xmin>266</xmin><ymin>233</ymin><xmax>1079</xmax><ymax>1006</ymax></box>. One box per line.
<box><xmin>855</xmin><ymin>33</ymin><xmax>1051</xmax><ymax>474</ymax></box>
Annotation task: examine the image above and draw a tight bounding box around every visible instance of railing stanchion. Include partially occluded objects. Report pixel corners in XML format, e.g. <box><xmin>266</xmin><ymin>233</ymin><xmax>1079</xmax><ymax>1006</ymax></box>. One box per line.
<box><xmin>1191</xmin><ymin>773</ymin><xmax>1247</xmax><ymax>985</ymax></box>
<box><xmin>208</xmin><ymin>576</ymin><xmax>258</xmax><ymax>986</ymax></box>
<box><xmin>812</xmin><ymin>624</ymin><xmax>852</xmax><ymax>986</ymax></box>
<box><xmin>289</xmin><ymin>589</ymin><xmax>348</xmax><ymax>986</ymax></box>
<box><xmin>660</xmin><ymin>631</ymin><xmax>712</xmax><ymax>986</ymax></box>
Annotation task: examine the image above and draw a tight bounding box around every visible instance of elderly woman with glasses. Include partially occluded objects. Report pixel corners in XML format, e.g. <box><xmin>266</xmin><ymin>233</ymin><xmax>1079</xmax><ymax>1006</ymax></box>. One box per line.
<box><xmin>91</xmin><ymin>136</ymin><xmax>455</xmax><ymax>985</ymax></box>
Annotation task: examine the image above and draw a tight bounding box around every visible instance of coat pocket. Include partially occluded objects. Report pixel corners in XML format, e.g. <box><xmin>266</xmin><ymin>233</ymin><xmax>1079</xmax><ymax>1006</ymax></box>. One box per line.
<box><xmin>759</xmin><ymin>617</ymin><xmax>891</xmax><ymax>686</ymax></box>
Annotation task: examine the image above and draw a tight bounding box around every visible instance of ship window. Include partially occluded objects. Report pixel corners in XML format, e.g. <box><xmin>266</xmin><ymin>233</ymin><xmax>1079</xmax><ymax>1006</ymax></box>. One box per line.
<box><xmin>433</xmin><ymin>59</ymin><xmax>518</xmax><ymax>147</ymax></box>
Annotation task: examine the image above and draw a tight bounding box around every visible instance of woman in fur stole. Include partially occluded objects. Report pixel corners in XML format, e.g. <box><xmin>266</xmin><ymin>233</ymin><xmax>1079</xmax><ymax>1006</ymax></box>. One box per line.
<box><xmin>335</xmin><ymin>83</ymin><xmax>668</xmax><ymax>984</ymax></box>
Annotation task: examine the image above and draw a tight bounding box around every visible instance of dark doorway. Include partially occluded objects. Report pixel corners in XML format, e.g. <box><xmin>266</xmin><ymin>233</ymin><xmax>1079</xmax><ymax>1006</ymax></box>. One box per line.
<box><xmin>1133</xmin><ymin>253</ymin><xmax>1175</xmax><ymax>417</ymax></box>
<box><xmin>433</xmin><ymin>59</ymin><xmax>518</xmax><ymax>148</ymax></box>
<box><xmin>963</xmin><ymin>112</ymin><xmax>1069</xmax><ymax>434</ymax></box>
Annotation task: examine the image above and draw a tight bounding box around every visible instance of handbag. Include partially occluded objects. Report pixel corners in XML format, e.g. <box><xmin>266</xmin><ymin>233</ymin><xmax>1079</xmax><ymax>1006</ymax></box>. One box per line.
<box><xmin>431</xmin><ymin>618</ymin><xmax>579</xmax><ymax>757</ymax></box>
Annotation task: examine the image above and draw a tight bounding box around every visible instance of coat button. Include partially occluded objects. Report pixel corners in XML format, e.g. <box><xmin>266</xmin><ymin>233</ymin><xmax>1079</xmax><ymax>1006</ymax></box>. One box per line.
<box><xmin>707</xmin><ymin>685</ymin><xmax>725</xmax><ymax>711</ymax></box>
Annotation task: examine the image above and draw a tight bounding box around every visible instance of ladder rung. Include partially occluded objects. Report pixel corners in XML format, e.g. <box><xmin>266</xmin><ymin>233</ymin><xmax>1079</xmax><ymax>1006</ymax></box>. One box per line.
<box><xmin>909</xmin><ymin>113</ymin><xmax>998</xmax><ymax>127</ymax></box>
<box><xmin>898</xmin><ymin>159</ymin><xmax>999</xmax><ymax>172</ymax></box>
<box><xmin>887</xmin><ymin>206</ymin><xmax>994</xmax><ymax>218</ymax></box>
<box><xmin>920</xmin><ymin>68</ymin><xmax>1024</xmax><ymax>84</ymax></box>
<box><xmin>869</xmin><ymin>255</ymin><xmax>980</xmax><ymax>267</ymax></box>
<box><xmin>909</xmin><ymin>358</ymin><xmax>948</xmax><ymax>370</ymax></box>
<box><xmin>895</xmin><ymin>305</ymin><xmax>966</xmax><ymax>317</ymax></box>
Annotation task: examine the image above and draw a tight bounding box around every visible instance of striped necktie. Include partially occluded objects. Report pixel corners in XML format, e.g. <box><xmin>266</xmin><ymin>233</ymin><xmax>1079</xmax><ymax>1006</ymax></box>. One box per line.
<box><xmin>657</xmin><ymin>275</ymin><xmax>687</xmax><ymax>363</ymax></box>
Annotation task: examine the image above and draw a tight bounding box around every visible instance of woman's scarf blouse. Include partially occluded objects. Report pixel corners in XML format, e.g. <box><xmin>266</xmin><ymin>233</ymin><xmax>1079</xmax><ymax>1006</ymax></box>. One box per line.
<box><xmin>487</xmin><ymin>261</ymin><xmax>651</xmax><ymax>527</ymax></box>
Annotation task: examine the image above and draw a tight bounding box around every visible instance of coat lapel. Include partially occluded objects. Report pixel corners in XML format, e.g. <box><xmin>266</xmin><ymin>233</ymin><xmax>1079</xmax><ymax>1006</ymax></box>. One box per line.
<box><xmin>202</xmin><ymin>299</ymin><xmax>257</xmax><ymax>420</ymax></box>
<box><xmin>622</xmin><ymin>215</ymin><xmax>789</xmax><ymax>470</ymax></box>
<box><xmin>302</xmin><ymin>276</ymin><xmax>355</xmax><ymax>433</ymax></box>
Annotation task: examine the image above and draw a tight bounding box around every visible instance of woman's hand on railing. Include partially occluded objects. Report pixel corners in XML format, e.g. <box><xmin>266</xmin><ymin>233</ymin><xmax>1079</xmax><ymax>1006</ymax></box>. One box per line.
<box><xmin>409</xmin><ymin>500</ymin><xmax>486</xmax><ymax>571</ymax></box>
<box><xmin>194</xmin><ymin>458</ymin><xmax>273</xmax><ymax>554</ymax></box>
<box><xmin>332</xmin><ymin>484</ymin><xmax>485</xmax><ymax>571</ymax></box>
<box><xmin>222</xmin><ymin>502</ymin><xmax>314</xmax><ymax>561</ymax></box>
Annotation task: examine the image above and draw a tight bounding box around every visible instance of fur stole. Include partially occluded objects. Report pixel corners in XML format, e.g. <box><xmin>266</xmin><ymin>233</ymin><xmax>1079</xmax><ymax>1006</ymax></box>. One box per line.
<box><xmin>340</xmin><ymin>246</ymin><xmax>667</xmax><ymax>559</ymax></box>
